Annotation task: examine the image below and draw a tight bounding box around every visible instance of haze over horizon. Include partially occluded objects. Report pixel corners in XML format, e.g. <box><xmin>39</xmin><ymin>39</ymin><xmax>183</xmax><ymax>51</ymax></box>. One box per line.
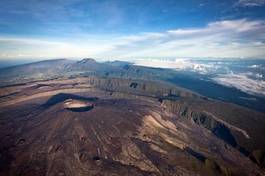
<box><xmin>0</xmin><ymin>0</ymin><xmax>265</xmax><ymax>60</ymax></box>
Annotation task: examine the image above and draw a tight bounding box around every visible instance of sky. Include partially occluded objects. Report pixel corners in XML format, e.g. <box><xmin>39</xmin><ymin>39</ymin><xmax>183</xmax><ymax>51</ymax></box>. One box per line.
<box><xmin>0</xmin><ymin>0</ymin><xmax>265</xmax><ymax>60</ymax></box>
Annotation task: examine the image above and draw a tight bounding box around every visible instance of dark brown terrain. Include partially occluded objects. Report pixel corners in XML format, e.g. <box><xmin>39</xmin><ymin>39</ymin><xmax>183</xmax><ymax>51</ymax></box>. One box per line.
<box><xmin>0</xmin><ymin>75</ymin><xmax>265</xmax><ymax>176</ymax></box>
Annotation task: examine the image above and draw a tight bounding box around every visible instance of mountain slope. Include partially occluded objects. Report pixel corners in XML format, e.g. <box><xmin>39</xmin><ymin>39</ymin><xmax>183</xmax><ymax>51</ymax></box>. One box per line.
<box><xmin>1</xmin><ymin>59</ymin><xmax>265</xmax><ymax>175</ymax></box>
<box><xmin>0</xmin><ymin>76</ymin><xmax>265</xmax><ymax>176</ymax></box>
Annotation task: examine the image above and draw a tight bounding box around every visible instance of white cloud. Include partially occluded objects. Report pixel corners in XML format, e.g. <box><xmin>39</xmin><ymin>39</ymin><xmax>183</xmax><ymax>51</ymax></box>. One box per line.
<box><xmin>255</xmin><ymin>73</ymin><xmax>263</xmax><ymax>78</ymax></box>
<box><xmin>238</xmin><ymin>0</ymin><xmax>265</xmax><ymax>7</ymax></box>
<box><xmin>248</xmin><ymin>64</ymin><xmax>262</xmax><ymax>68</ymax></box>
<box><xmin>213</xmin><ymin>73</ymin><xmax>265</xmax><ymax>96</ymax></box>
<box><xmin>133</xmin><ymin>58</ymin><xmax>221</xmax><ymax>74</ymax></box>
<box><xmin>102</xmin><ymin>18</ymin><xmax>265</xmax><ymax>59</ymax></box>
<box><xmin>245</xmin><ymin>71</ymin><xmax>264</xmax><ymax>78</ymax></box>
<box><xmin>0</xmin><ymin>19</ymin><xmax>265</xmax><ymax>59</ymax></box>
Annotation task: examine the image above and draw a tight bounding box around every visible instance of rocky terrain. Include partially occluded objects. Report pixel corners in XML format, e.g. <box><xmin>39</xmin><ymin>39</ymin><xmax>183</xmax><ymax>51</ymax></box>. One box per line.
<box><xmin>0</xmin><ymin>59</ymin><xmax>265</xmax><ymax>176</ymax></box>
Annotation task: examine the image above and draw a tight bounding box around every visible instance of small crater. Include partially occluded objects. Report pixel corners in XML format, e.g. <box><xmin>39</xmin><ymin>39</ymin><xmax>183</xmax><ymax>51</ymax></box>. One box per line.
<box><xmin>64</xmin><ymin>99</ymin><xmax>94</xmax><ymax>112</ymax></box>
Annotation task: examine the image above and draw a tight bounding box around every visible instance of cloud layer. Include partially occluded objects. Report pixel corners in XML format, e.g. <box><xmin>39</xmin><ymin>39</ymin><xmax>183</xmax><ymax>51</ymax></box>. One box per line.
<box><xmin>0</xmin><ymin>18</ymin><xmax>265</xmax><ymax>59</ymax></box>
<box><xmin>213</xmin><ymin>73</ymin><xmax>265</xmax><ymax>96</ymax></box>
<box><xmin>134</xmin><ymin>58</ymin><xmax>265</xmax><ymax>97</ymax></box>
<box><xmin>134</xmin><ymin>59</ymin><xmax>220</xmax><ymax>74</ymax></box>
<box><xmin>107</xmin><ymin>18</ymin><xmax>265</xmax><ymax>59</ymax></box>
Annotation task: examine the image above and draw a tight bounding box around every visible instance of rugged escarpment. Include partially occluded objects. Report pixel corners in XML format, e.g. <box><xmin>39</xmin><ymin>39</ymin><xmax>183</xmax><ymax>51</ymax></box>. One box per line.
<box><xmin>161</xmin><ymin>98</ymin><xmax>265</xmax><ymax>167</ymax></box>
<box><xmin>83</xmin><ymin>76</ymin><xmax>198</xmax><ymax>98</ymax></box>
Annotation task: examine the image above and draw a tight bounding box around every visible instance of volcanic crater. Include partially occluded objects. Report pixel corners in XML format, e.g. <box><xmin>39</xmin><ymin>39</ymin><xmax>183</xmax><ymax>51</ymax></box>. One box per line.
<box><xmin>63</xmin><ymin>99</ymin><xmax>94</xmax><ymax>112</ymax></box>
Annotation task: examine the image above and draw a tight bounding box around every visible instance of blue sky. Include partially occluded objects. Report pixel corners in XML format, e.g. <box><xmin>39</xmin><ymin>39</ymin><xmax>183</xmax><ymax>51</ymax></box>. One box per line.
<box><xmin>0</xmin><ymin>0</ymin><xmax>265</xmax><ymax>60</ymax></box>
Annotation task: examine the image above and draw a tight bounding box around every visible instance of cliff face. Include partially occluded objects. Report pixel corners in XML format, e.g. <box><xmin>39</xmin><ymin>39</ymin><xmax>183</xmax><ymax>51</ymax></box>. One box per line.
<box><xmin>161</xmin><ymin>98</ymin><xmax>265</xmax><ymax>165</ymax></box>
<box><xmin>83</xmin><ymin>76</ymin><xmax>198</xmax><ymax>98</ymax></box>
<box><xmin>85</xmin><ymin>76</ymin><xmax>265</xmax><ymax>161</ymax></box>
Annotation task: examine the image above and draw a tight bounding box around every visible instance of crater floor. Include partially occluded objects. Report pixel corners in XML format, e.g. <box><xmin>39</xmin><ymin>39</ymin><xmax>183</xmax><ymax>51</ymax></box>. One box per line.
<box><xmin>63</xmin><ymin>99</ymin><xmax>94</xmax><ymax>112</ymax></box>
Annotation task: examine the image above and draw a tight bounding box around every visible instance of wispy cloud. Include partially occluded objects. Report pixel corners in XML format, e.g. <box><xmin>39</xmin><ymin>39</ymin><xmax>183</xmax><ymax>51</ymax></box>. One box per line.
<box><xmin>237</xmin><ymin>0</ymin><xmax>265</xmax><ymax>7</ymax></box>
<box><xmin>102</xmin><ymin>18</ymin><xmax>265</xmax><ymax>59</ymax></box>
<box><xmin>1</xmin><ymin>19</ymin><xmax>265</xmax><ymax>59</ymax></box>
